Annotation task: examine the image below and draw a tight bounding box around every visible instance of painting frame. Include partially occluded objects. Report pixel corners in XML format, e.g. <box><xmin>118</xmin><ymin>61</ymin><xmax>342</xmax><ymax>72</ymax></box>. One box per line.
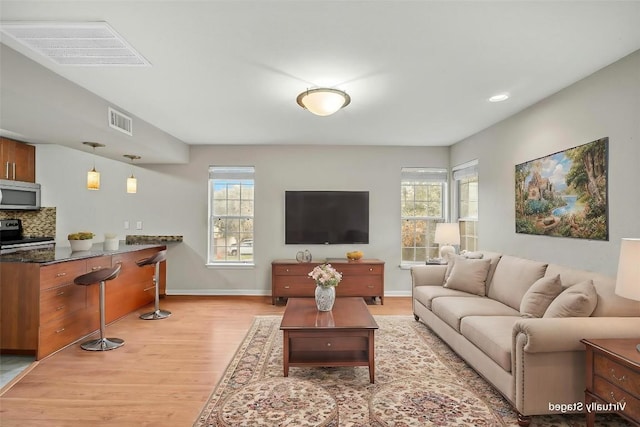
<box><xmin>515</xmin><ymin>137</ymin><xmax>609</xmax><ymax>241</ymax></box>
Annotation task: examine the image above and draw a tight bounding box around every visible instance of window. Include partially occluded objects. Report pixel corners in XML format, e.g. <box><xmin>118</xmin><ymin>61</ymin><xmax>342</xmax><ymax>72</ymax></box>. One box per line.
<box><xmin>453</xmin><ymin>162</ymin><xmax>478</xmax><ymax>252</ymax></box>
<box><xmin>208</xmin><ymin>166</ymin><xmax>255</xmax><ymax>265</ymax></box>
<box><xmin>401</xmin><ymin>168</ymin><xmax>448</xmax><ymax>264</ymax></box>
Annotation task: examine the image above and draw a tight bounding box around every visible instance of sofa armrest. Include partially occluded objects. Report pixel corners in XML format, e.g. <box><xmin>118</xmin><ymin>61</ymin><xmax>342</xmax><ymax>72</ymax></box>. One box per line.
<box><xmin>410</xmin><ymin>265</ymin><xmax>447</xmax><ymax>287</ymax></box>
<box><xmin>513</xmin><ymin>317</ymin><xmax>640</xmax><ymax>353</ymax></box>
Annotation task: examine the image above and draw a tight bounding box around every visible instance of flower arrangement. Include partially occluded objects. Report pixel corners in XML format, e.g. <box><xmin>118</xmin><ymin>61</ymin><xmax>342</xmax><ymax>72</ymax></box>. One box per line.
<box><xmin>308</xmin><ymin>263</ymin><xmax>342</xmax><ymax>287</ymax></box>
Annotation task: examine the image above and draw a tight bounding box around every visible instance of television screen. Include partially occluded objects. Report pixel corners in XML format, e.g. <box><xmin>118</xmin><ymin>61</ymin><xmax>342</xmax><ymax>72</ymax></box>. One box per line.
<box><xmin>285</xmin><ymin>191</ymin><xmax>369</xmax><ymax>244</ymax></box>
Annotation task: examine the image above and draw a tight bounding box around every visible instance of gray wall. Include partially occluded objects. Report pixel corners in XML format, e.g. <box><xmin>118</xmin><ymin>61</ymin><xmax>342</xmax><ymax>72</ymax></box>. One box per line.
<box><xmin>37</xmin><ymin>144</ymin><xmax>448</xmax><ymax>295</ymax></box>
<box><xmin>450</xmin><ymin>49</ymin><xmax>640</xmax><ymax>276</ymax></box>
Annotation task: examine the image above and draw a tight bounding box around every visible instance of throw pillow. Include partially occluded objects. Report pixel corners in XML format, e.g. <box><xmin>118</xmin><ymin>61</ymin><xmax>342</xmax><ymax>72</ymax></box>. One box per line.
<box><xmin>519</xmin><ymin>274</ymin><xmax>563</xmax><ymax>318</ymax></box>
<box><xmin>543</xmin><ymin>280</ymin><xmax>598</xmax><ymax>318</ymax></box>
<box><xmin>443</xmin><ymin>257</ymin><xmax>492</xmax><ymax>296</ymax></box>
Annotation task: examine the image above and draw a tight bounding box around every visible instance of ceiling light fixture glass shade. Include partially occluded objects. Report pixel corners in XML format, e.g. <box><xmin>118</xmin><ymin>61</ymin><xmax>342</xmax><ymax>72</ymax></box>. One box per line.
<box><xmin>83</xmin><ymin>142</ymin><xmax>105</xmax><ymax>190</ymax></box>
<box><xmin>296</xmin><ymin>88</ymin><xmax>351</xmax><ymax>116</ymax></box>
<box><xmin>123</xmin><ymin>154</ymin><xmax>141</xmax><ymax>194</ymax></box>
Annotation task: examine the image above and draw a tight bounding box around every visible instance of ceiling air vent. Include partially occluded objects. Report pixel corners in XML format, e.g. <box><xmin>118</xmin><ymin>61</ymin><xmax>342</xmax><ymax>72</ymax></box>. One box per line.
<box><xmin>108</xmin><ymin>107</ymin><xmax>133</xmax><ymax>136</ymax></box>
<box><xmin>0</xmin><ymin>21</ymin><xmax>150</xmax><ymax>66</ymax></box>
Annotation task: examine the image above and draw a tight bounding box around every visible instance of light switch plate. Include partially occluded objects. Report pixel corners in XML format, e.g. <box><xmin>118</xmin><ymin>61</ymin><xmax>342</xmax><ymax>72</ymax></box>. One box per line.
<box><xmin>124</xmin><ymin>220</ymin><xmax>129</xmax><ymax>229</ymax></box>
<box><xmin>136</xmin><ymin>221</ymin><xmax>143</xmax><ymax>230</ymax></box>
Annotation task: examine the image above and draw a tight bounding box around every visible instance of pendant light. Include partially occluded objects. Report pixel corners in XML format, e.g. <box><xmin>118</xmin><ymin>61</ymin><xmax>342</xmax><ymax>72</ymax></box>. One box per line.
<box><xmin>83</xmin><ymin>142</ymin><xmax>105</xmax><ymax>190</ymax></box>
<box><xmin>123</xmin><ymin>154</ymin><xmax>141</xmax><ymax>193</ymax></box>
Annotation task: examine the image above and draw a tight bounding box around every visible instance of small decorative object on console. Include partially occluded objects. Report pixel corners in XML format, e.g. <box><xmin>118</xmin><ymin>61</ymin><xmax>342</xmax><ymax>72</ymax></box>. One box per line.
<box><xmin>309</xmin><ymin>263</ymin><xmax>342</xmax><ymax>311</ymax></box>
<box><xmin>346</xmin><ymin>250</ymin><xmax>363</xmax><ymax>261</ymax></box>
<box><xmin>295</xmin><ymin>249</ymin><xmax>312</xmax><ymax>263</ymax></box>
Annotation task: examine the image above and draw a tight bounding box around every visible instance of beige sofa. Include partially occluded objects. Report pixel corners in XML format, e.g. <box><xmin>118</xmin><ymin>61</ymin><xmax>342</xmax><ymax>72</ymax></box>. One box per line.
<box><xmin>411</xmin><ymin>251</ymin><xmax>640</xmax><ymax>426</ymax></box>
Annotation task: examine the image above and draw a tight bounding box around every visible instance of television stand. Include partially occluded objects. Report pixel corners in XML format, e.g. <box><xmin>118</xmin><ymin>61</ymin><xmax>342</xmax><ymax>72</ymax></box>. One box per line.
<box><xmin>271</xmin><ymin>259</ymin><xmax>384</xmax><ymax>305</ymax></box>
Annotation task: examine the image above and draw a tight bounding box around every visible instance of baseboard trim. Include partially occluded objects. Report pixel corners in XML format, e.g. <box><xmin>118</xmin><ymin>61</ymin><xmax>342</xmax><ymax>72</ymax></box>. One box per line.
<box><xmin>166</xmin><ymin>289</ymin><xmax>412</xmax><ymax>297</ymax></box>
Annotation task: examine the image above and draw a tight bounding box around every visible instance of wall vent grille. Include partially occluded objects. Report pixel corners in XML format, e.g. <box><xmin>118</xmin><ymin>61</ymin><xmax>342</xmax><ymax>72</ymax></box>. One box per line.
<box><xmin>108</xmin><ymin>107</ymin><xmax>133</xmax><ymax>136</ymax></box>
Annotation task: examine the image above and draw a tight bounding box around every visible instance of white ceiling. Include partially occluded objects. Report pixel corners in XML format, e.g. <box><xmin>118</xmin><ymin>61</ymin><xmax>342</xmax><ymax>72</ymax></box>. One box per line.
<box><xmin>1</xmin><ymin>1</ymin><xmax>640</xmax><ymax>157</ymax></box>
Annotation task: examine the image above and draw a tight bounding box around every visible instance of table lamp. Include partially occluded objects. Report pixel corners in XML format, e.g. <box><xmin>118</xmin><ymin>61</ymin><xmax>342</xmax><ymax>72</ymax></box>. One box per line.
<box><xmin>434</xmin><ymin>222</ymin><xmax>460</xmax><ymax>260</ymax></box>
<box><xmin>614</xmin><ymin>238</ymin><xmax>640</xmax><ymax>352</ymax></box>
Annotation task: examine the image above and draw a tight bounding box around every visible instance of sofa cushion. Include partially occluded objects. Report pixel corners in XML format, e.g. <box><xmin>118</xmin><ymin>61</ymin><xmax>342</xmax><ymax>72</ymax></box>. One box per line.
<box><xmin>519</xmin><ymin>274</ymin><xmax>563</xmax><ymax>318</ymax></box>
<box><xmin>487</xmin><ymin>255</ymin><xmax>548</xmax><ymax>311</ymax></box>
<box><xmin>546</xmin><ymin>264</ymin><xmax>640</xmax><ymax>317</ymax></box>
<box><xmin>460</xmin><ymin>316</ymin><xmax>519</xmax><ymax>372</ymax></box>
<box><xmin>431</xmin><ymin>296</ymin><xmax>520</xmax><ymax>332</ymax></box>
<box><xmin>543</xmin><ymin>280</ymin><xmax>598</xmax><ymax>318</ymax></box>
<box><xmin>444</xmin><ymin>257</ymin><xmax>492</xmax><ymax>296</ymax></box>
<box><xmin>413</xmin><ymin>285</ymin><xmax>481</xmax><ymax>310</ymax></box>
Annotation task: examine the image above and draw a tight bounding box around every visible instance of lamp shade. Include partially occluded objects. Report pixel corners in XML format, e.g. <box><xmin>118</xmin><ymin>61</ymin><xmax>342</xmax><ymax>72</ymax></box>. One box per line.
<box><xmin>296</xmin><ymin>88</ymin><xmax>350</xmax><ymax>116</ymax></box>
<box><xmin>615</xmin><ymin>238</ymin><xmax>640</xmax><ymax>301</ymax></box>
<box><xmin>434</xmin><ymin>223</ymin><xmax>461</xmax><ymax>245</ymax></box>
<box><xmin>127</xmin><ymin>175</ymin><xmax>137</xmax><ymax>193</ymax></box>
<box><xmin>87</xmin><ymin>168</ymin><xmax>100</xmax><ymax>190</ymax></box>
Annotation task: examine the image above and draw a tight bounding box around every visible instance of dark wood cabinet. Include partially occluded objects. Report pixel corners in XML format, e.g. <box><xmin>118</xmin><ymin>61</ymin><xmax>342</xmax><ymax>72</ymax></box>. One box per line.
<box><xmin>271</xmin><ymin>259</ymin><xmax>384</xmax><ymax>305</ymax></box>
<box><xmin>582</xmin><ymin>338</ymin><xmax>640</xmax><ymax>427</ymax></box>
<box><xmin>0</xmin><ymin>247</ymin><xmax>165</xmax><ymax>360</ymax></box>
<box><xmin>0</xmin><ymin>137</ymin><xmax>36</xmax><ymax>182</ymax></box>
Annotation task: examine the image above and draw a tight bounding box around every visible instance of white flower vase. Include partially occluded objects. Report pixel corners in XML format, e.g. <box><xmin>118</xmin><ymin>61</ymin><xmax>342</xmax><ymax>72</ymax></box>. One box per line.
<box><xmin>315</xmin><ymin>285</ymin><xmax>336</xmax><ymax>311</ymax></box>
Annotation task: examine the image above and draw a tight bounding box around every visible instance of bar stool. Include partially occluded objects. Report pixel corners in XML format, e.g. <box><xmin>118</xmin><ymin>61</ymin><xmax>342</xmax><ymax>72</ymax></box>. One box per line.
<box><xmin>74</xmin><ymin>265</ymin><xmax>123</xmax><ymax>351</ymax></box>
<box><xmin>137</xmin><ymin>249</ymin><xmax>170</xmax><ymax>320</ymax></box>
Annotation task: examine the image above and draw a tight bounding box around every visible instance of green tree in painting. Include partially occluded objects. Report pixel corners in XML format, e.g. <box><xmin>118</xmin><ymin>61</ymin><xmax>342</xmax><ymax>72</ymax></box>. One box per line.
<box><xmin>565</xmin><ymin>138</ymin><xmax>607</xmax><ymax>218</ymax></box>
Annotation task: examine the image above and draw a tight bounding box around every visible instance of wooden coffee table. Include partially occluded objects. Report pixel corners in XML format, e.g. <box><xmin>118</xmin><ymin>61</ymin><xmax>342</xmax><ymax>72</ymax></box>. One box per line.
<box><xmin>280</xmin><ymin>297</ymin><xmax>379</xmax><ymax>383</ymax></box>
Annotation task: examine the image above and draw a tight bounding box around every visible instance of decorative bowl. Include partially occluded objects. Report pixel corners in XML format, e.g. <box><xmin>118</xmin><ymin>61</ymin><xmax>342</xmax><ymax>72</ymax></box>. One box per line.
<box><xmin>346</xmin><ymin>250</ymin><xmax>363</xmax><ymax>261</ymax></box>
<box><xmin>69</xmin><ymin>239</ymin><xmax>93</xmax><ymax>252</ymax></box>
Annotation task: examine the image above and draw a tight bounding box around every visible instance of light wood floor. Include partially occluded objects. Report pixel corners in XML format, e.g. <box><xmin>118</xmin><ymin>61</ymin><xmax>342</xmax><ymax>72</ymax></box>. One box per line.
<box><xmin>0</xmin><ymin>296</ymin><xmax>413</xmax><ymax>427</ymax></box>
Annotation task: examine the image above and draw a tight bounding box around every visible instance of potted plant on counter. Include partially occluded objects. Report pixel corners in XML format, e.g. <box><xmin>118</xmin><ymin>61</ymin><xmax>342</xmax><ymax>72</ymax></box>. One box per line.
<box><xmin>68</xmin><ymin>232</ymin><xmax>95</xmax><ymax>251</ymax></box>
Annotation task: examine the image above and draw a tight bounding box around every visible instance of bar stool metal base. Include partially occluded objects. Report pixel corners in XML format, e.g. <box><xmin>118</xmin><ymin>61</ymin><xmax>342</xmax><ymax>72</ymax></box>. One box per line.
<box><xmin>139</xmin><ymin>309</ymin><xmax>171</xmax><ymax>320</ymax></box>
<box><xmin>80</xmin><ymin>337</ymin><xmax>124</xmax><ymax>351</ymax></box>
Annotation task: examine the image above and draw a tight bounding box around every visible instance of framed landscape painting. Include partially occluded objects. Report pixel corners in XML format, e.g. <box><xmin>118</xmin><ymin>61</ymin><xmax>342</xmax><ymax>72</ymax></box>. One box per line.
<box><xmin>515</xmin><ymin>137</ymin><xmax>608</xmax><ymax>240</ymax></box>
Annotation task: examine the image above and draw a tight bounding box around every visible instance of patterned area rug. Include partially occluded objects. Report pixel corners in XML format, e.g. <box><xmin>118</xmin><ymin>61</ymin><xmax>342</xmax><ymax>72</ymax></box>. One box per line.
<box><xmin>194</xmin><ymin>316</ymin><xmax>630</xmax><ymax>427</ymax></box>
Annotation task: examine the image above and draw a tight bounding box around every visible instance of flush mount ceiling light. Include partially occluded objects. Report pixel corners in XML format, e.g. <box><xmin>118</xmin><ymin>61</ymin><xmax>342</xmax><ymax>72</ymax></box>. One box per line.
<box><xmin>0</xmin><ymin>21</ymin><xmax>150</xmax><ymax>66</ymax></box>
<box><xmin>123</xmin><ymin>154</ymin><xmax>141</xmax><ymax>194</ymax></box>
<box><xmin>296</xmin><ymin>88</ymin><xmax>351</xmax><ymax>116</ymax></box>
<box><xmin>83</xmin><ymin>141</ymin><xmax>105</xmax><ymax>190</ymax></box>
<box><xmin>489</xmin><ymin>93</ymin><xmax>510</xmax><ymax>103</ymax></box>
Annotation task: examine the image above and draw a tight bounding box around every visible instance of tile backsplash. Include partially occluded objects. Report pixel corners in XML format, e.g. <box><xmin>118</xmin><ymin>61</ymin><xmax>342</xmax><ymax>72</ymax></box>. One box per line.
<box><xmin>0</xmin><ymin>207</ymin><xmax>56</xmax><ymax>237</ymax></box>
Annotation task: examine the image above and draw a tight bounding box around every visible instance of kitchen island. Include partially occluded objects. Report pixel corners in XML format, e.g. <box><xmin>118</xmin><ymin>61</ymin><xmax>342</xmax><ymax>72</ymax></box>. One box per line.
<box><xmin>0</xmin><ymin>242</ymin><xmax>167</xmax><ymax>359</ymax></box>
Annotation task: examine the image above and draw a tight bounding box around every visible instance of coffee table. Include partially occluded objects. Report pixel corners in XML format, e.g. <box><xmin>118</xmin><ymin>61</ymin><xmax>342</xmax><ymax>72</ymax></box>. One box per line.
<box><xmin>280</xmin><ymin>297</ymin><xmax>379</xmax><ymax>383</ymax></box>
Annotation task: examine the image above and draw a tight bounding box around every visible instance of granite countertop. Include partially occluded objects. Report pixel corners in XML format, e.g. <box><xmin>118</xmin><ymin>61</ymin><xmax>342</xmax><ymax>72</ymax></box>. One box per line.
<box><xmin>0</xmin><ymin>241</ymin><xmax>166</xmax><ymax>265</ymax></box>
<box><xmin>125</xmin><ymin>235</ymin><xmax>183</xmax><ymax>245</ymax></box>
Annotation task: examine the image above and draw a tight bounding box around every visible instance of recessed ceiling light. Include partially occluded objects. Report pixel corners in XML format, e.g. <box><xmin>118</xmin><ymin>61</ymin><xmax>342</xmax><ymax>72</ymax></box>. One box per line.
<box><xmin>0</xmin><ymin>21</ymin><xmax>150</xmax><ymax>66</ymax></box>
<box><xmin>489</xmin><ymin>93</ymin><xmax>510</xmax><ymax>103</ymax></box>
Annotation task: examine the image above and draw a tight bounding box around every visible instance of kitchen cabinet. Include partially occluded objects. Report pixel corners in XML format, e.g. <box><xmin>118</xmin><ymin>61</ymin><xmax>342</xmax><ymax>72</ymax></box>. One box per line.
<box><xmin>0</xmin><ymin>137</ymin><xmax>36</xmax><ymax>182</ymax></box>
<box><xmin>0</xmin><ymin>245</ymin><xmax>165</xmax><ymax>360</ymax></box>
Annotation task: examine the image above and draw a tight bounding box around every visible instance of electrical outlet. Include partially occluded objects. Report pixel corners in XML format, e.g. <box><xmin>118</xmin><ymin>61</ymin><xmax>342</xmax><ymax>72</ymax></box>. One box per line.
<box><xmin>136</xmin><ymin>221</ymin><xmax>143</xmax><ymax>230</ymax></box>
<box><xmin>124</xmin><ymin>221</ymin><xmax>130</xmax><ymax>230</ymax></box>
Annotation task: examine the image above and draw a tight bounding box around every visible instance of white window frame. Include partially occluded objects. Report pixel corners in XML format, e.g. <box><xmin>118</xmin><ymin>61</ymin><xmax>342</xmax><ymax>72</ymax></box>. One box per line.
<box><xmin>400</xmin><ymin>167</ymin><xmax>448</xmax><ymax>267</ymax></box>
<box><xmin>207</xmin><ymin>166</ymin><xmax>255</xmax><ymax>267</ymax></box>
<box><xmin>452</xmin><ymin>160</ymin><xmax>479</xmax><ymax>252</ymax></box>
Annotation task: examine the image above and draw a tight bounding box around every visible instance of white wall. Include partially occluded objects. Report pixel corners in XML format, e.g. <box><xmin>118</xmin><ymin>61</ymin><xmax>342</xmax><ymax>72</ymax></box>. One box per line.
<box><xmin>450</xmin><ymin>50</ymin><xmax>640</xmax><ymax>276</ymax></box>
<box><xmin>37</xmin><ymin>144</ymin><xmax>449</xmax><ymax>295</ymax></box>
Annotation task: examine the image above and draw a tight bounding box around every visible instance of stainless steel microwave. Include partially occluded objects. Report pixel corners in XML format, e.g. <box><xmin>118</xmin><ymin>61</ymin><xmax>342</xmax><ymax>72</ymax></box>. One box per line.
<box><xmin>0</xmin><ymin>179</ymin><xmax>41</xmax><ymax>210</ymax></box>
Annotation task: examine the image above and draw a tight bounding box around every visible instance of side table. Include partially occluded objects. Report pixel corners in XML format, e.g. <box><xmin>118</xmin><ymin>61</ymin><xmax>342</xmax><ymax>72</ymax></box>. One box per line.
<box><xmin>581</xmin><ymin>338</ymin><xmax>640</xmax><ymax>427</ymax></box>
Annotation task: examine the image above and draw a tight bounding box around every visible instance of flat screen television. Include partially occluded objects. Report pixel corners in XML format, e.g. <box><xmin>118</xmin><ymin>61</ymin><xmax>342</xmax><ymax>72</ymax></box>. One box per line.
<box><xmin>285</xmin><ymin>191</ymin><xmax>369</xmax><ymax>244</ymax></box>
